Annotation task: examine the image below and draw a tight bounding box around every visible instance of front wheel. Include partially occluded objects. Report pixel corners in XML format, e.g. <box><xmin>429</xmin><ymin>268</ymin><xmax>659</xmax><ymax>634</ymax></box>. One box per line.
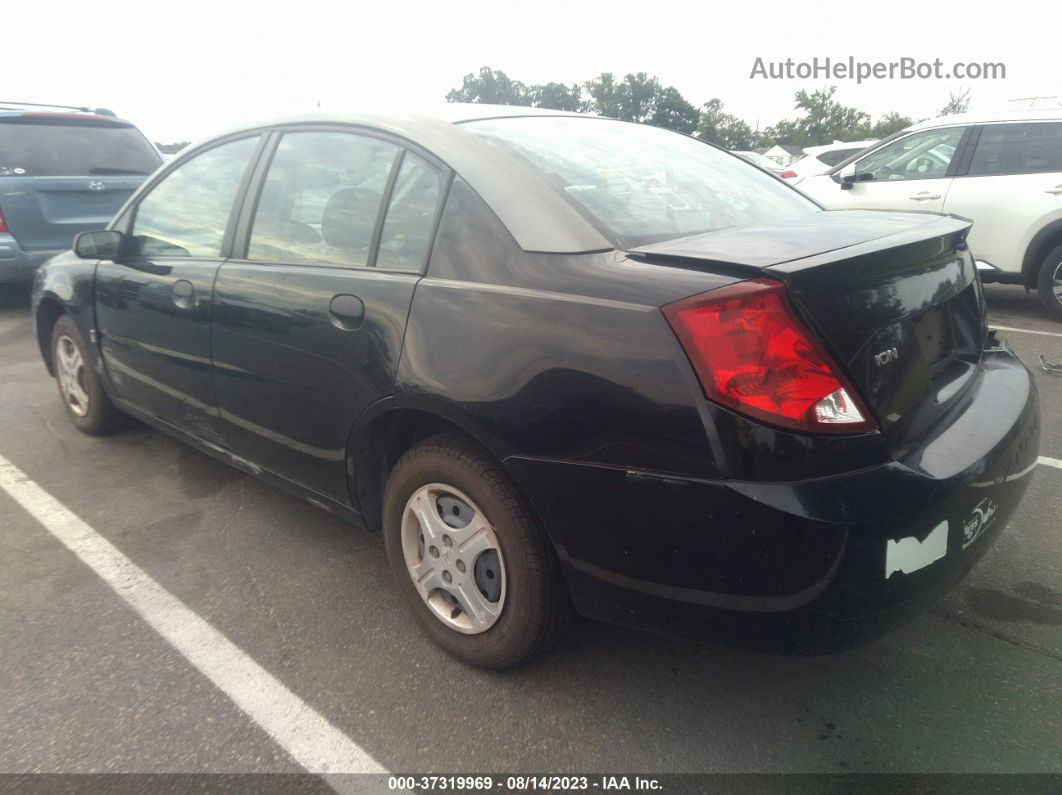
<box><xmin>50</xmin><ymin>315</ymin><xmax>127</xmax><ymax>435</ymax></box>
<box><xmin>1036</xmin><ymin>243</ymin><xmax>1062</xmax><ymax>321</ymax></box>
<box><xmin>382</xmin><ymin>433</ymin><xmax>569</xmax><ymax>668</ymax></box>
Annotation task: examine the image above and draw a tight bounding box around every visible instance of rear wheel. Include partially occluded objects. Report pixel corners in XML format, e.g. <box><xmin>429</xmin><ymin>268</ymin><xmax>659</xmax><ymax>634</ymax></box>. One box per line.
<box><xmin>382</xmin><ymin>433</ymin><xmax>569</xmax><ymax>668</ymax></box>
<box><xmin>50</xmin><ymin>315</ymin><xmax>127</xmax><ymax>435</ymax></box>
<box><xmin>1036</xmin><ymin>243</ymin><xmax>1062</xmax><ymax>320</ymax></box>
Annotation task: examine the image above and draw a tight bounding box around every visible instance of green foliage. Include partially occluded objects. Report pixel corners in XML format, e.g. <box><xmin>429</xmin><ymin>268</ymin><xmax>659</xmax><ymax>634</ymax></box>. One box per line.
<box><xmin>869</xmin><ymin>112</ymin><xmax>914</xmax><ymax>138</ymax></box>
<box><xmin>529</xmin><ymin>82</ymin><xmax>587</xmax><ymax>113</ymax></box>
<box><xmin>445</xmin><ymin>67</ymin><xmax>531</xmax><ymax>106</ymax></box>
<box><xmin>696</xmin><ymin>99</ymin><xmax>760</xmax><ymax>150</ymax></box>
<box><xmin>763</xmin><ymin>87</ymin><xmax>871</xmax><ymax>148</ymax></box>
<box><xmin>445</xmin><ymin>68</ymin><xmax>961</xmax><ymax>149</ymax></box>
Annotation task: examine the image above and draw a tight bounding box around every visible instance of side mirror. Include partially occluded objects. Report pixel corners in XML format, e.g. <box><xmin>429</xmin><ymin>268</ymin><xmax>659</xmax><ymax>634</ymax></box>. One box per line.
<box><xmin>73</xmin><ymin>230</ymin><xmax>123</xmax><ymax>261</ymax></box>
<box><xmin>837</xmin><ymin>163</ymin><xmax>858</xmax><ymax>190</ymax></box>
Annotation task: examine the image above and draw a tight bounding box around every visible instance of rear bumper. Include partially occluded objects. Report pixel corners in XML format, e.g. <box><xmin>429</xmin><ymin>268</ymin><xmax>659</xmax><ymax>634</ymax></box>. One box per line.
<box><xmin>0</xmin><ymin>235</ymin><xmax>58</xmax><ymax>284</ymax></box>
<box><xmin>507</xmin><ymin>345</ymin><xmax>1040</xmax><ymax>652</ymax></box>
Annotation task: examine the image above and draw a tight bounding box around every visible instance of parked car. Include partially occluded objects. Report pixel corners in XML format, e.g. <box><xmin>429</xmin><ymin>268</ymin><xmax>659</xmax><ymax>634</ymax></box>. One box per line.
<box><xmin>732</xmin><ymin>150</ymin><xmax>786</xmax><ymax>175</ymax></box>
<box><xmin>33</xmin><ymin>107</ymin><xmax>1039</xmax><ymax>667</ymax></box>
<box><xmin>0</xmin><ymin>102</ymin><xmax>161</xmax><ymax>286</ymax></box>
<box><xmin>781</xmin><ymin>140</ymin><xmax>878</xmax><ymax>182</ymax></box>
<box><xmin>797</xmin><ymin>109</ymin><xmax>1062</xmax><ymax>318</ymax></box>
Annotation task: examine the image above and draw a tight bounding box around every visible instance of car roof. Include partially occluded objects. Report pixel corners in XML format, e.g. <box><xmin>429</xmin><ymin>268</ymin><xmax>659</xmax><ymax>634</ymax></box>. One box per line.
<box><xmin>907</xmin><ymin>106</ymin><xmax>1062</xmax><ymax>131</ymax></box>
<box><xmin>802</xmin><ymin>140</ymin><xmax>878</xmax><ymax>155</ymax></box>
<box><xmin>176</xmin><ymin>105</ymin><xmax>617</xmax><ymax>254</ymax></box>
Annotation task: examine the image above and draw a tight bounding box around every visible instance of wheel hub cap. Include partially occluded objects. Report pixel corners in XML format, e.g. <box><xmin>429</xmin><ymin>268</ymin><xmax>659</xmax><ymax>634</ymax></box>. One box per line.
<box><xmin>401</xmin><ymin>484</ymin><xmax>506</xmax><ymax>634</ymax></box>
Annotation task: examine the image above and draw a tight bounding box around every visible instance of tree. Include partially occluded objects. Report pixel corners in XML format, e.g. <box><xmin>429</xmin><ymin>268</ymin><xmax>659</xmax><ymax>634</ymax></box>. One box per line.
<box><xmin>529</xmin><ymin>82</ymin><xmax>586</xmax><ymax>113</ymax></box>
<box><xmin>696</xmin><ymin>99</ymin><xmax>759</xmax><ymax>150</ymax></box>
<box><xmin>583</xmin><ymin>72</ymin><xmax>699</xmax><ymax>132</ymax></box>
<box><xmin>446</xmin><ymin>67</ymin><xmax>531</xmax><ymax>106</ymax></box>
<box><xmin>869</xmin><ymin>112</ymin><xmax>914</xmax><ymax>138</ymax></box>
<box><xmin>940</xmin><ymin>88</ymin><xmax>972</xmax><ymax>116</ymax></box>
<box><xmin>155</xmin><ymin>141</ymin><xmax>189</xmax><ymax>154</ymax></box>
<box><xmin>649</xmin><ymin>86</ymin><xmax>699</xmax><ymax>135</ymax></box>
<box><xmin>762</xmin><ymin>87</ymin><xmax>871</xmax><ymax>147</ymax></box>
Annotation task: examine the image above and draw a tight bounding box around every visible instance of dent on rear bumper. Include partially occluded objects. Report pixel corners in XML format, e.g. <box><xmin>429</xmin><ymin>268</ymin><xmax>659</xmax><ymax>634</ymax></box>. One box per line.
<box><xmin>507</xmin><ymin>348</ymin><xmax>1040</xmax><ymax>646</ymax></box>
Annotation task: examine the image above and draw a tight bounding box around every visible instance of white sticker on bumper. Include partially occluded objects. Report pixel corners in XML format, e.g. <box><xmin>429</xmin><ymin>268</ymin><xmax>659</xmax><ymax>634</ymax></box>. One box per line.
<box><xmin>885</xmin><ymin>521</ymin><xmax>948</xmax><ymax>579</ymax></box>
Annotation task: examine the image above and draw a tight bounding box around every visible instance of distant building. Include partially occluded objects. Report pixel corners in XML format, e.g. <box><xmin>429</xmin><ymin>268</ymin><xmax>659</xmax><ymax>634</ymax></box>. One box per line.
<box><xmin>757</xmin><ymin>144</ymin><xmax>806</xmax><ymax>167</ymax></box>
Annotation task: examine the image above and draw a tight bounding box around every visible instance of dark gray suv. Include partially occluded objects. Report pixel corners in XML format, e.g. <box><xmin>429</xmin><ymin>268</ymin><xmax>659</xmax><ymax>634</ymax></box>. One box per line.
<box><xmin>0</xmin><ymin>102</ymin><xmax>162</xmax><ymax>285</ymax></box>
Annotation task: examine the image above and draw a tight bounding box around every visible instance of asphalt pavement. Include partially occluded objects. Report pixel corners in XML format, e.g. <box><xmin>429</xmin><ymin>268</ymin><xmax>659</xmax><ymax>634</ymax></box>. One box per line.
<box><xmin>0</xmin><ymin>282</ymin><xmax>1059</xmax><ymax>779</ymax></box>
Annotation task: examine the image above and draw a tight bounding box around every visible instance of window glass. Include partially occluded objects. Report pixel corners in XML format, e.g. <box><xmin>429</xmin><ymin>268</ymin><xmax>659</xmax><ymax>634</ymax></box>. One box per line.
<box><xmin>0</xmin><ymin>119</ymin><xmax>161</xmax><ymax>177</ymax></box>
<box><xmin>817</xmin><ymin>148</ymin><xmax>863</xmax><ymax>167</ymax></box>
<box><xmin>968</xmin><ymin>123</ymin><xmax>1062</xmax><ymax>177</ymax></box>
<box><xmin>375</xmin><ymin>153</ymin><xmax>444</xmax><ymax>271</ymax></box>
<box><xmin>854</xmin><ymin>128</ymin><xmax>964</xmax><ymax>182</ymax></box>
<box><xmin>248</xmin><ymin>132</ymin><xmax>399</xmax><ymax>267</ymax></box>
<box><xmin>131</xmin><ymin>136</ymin><xmax>257</xmax><ymax>258</ymax></box>
<box><xmin>466</xmin><ymin>117</ymin><xmax>815</xmax><ymax>247</ymax></box>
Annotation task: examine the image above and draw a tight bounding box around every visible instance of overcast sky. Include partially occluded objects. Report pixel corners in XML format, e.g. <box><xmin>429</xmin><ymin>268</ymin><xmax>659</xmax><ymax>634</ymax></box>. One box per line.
<box><xmin>7</xmin><ymin>0</ymin><xmax>1058</xmax><ymax>144</ymax></box>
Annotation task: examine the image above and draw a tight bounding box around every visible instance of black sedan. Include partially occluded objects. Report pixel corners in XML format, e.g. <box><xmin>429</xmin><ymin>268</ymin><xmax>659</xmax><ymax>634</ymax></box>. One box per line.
<box><xmin>32</xmin><ymin>106</ymin><xmax>1040</xmax><ymax>667</ymax></box>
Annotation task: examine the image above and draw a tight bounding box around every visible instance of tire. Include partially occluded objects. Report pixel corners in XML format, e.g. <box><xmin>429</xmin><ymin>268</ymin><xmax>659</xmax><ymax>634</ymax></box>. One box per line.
<box><xmin>382</xmin><ymin>433</ymin><xmax>569</xmax><ymax>668</ymax></box>
<box><xmin>50</xmin><ymin>314</ymin><xmax>127</xmax><ymax>435</ymax></box>
<box><xmin>1036</xmin><ymin>243</ymin><xmax>1062</xmax><ymax>321</ymax></box>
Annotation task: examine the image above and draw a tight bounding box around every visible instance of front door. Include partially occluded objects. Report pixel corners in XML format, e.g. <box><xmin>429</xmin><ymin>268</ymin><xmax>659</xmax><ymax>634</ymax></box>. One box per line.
<box><xmin>804</xmin><ymin>127</ymin><xmax>967</xmax><ymax>213</ymax></box>
<box><xmin>95</xmin><ymin>135</ymin><xmax>261</xmax><ymax>444</ymax></box>
<box><xmin>211</xmin><ymin>129</ymin><xmax>447</xmax><ymax>503</ymax></box>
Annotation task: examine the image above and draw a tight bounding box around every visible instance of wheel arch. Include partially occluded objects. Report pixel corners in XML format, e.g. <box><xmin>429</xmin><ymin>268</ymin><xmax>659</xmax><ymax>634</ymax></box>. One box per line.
<box><xmin>35</xmin><ymin>294</ymin><xmax>67</xmax><ymax>376</ymax></box>
<box><xmin>347</xmin><ymin>399</ymin><xmax>510</xmax><ymax>532</ymax></box>
<box><xmin>1022</xmin><ymin>218</ymin><xmax>1062</xmax><ymax>285</ymax></box>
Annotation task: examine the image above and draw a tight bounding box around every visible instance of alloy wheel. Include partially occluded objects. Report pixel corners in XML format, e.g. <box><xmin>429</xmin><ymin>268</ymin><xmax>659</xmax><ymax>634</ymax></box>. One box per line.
<box><xmin>56</xmin><ymin>335</ymin><xmax>90</xmax><ymax>417</ymax></box>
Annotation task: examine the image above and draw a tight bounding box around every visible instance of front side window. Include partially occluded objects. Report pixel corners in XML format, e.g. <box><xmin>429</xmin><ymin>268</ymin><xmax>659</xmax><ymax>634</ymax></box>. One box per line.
<box><xmin>853</xmin><ymin>128</ymin><xmax>964</xmax><ymax>182</ymax></box>
<box><xmin>465</xmin><ymin>117</ymin><xmax>815</xmax><ymax>247</ymax></box>
<box><xmin>968</xmin><ymin>123</ymin><xmax>1062</xmax><ymax>177</ymax></box>
<box><xmin>247</xmin><ymin>132</ymin><xmax>399</xmax><ymax>267</ymax></box>
<box><xmin>131</xmin><ymin>136</ymin><xmax>258</xmax><ymax>258</ymax></box>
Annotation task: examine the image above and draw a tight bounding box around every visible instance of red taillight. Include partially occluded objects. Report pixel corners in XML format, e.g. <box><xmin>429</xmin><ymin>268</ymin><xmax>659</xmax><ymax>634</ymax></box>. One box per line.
<box><xmin>0</xmin><ymin>204</ymin><xmax>7</xmax><ymax>234</ymax></box>
<box><xmin>780</xmin><ymin>170</ymin><xmax>798</xmax><ymax>178</ymax></box>
<box><xmin>663</xmin><ymin>279</ymin><xmax>876</xmax><ymax>434</ymax></box>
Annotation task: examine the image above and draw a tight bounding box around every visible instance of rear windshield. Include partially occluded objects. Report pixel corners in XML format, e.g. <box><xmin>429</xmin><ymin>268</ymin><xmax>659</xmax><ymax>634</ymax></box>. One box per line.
<box><xmin>0</xmin><ymin>119</ymin><xmax>161</xmax><ymax>177</ymax></box>
<box><xmin>465</xmin><ymin>116</ymin><xmax>816</xmax><ymax>247</ymax></box>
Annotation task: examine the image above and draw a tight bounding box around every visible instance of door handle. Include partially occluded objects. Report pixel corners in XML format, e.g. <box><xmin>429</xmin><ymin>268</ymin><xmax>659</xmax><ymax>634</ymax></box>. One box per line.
<box><xmin>328</xmin><ymin>294</ymin><xmax>365</xmax><ymax>330</ymax></box>
<box><xmin>909</xmin><ymin>192</ymin><xmax>942</xmax><ymax>201</ymax></box>
<box><xmin>1046</xmin><ymin>186</ymin><xmax>1062</xmax><ymax>195</ymax></box>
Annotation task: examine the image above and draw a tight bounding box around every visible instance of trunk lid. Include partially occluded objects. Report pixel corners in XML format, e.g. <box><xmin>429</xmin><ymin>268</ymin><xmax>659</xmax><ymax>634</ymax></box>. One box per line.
<box><xmin>0</xmin><ymin>115</ymin><xmax>160</xmax><ymax>250</ymax></box>
<box><xmin>631</xmin><ymin>210</ymin><xmax>983</xmax><ymax>454</ymax></box>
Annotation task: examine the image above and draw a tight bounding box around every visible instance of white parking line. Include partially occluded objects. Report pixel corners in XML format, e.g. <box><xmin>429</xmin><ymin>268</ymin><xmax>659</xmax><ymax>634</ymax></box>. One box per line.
<box><xmin>1040</xmin><ymin>456</ymin><xmax>1062</xmax><ymax>471</ymax></box>
<box><xmin>990</xmin><ymin>325</ymin><xmax>1062</xmax><ymax>339</ymax></box>
<box><xmin>0</xmin><ymin>452</ymin><xmax>387</xmax><ymax>776</ymax></box>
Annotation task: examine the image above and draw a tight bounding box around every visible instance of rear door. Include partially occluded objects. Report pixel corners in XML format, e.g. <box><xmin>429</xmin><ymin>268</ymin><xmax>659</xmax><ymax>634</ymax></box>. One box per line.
<box><xmin>95</xmin><ymin>135</ymin><xmax>263</xmax><ymax>444</ymax></box>
<box><xmin>0</xmin><ymin>114</ymin><xmax>161</xmax><ymax>251</ymax></box>
<box><xmin>212</xmin><ymin>128</ymin><xmax>449</xmax><ymax>503</ymax></box>
<box><xmin>943</xmin><ymin>122</ymin><xmax>1062</xmax><ymax>274</ymax></box>
<box><xmin>804</xmin><ymin>127</ymin><xmax>967</xmax><ymax>212</ymax></box>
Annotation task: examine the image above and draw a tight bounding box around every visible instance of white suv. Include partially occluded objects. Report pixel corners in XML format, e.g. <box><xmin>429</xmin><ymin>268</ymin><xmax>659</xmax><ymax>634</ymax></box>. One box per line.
<box><xmin>797</xmin><ymin>109</ymin><xmax>1062</xmax><ymax>318</ymax></box>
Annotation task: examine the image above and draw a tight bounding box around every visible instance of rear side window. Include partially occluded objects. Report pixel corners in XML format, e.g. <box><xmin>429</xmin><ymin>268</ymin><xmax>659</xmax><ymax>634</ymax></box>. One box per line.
<box><xmin>968</xmin><ymin>123</ymin><xmax>1062</xmax><ymax>176</ymax></box>
<box><xmin>0</xmin><ymin>119</ymin><xmax>161</xmax><ymax>177</ymax></box>
<box><xmin>247</xmin><ymin>131</ymin><xmax>399</xmax><ymax>267</ymax></box>
<box><xmin>130</xmin><ymin>136</ymin><xmax>258</xmax><ymax>258</ymax></box>
<box><xmin>817</xmin><ymin>148</ymin><xmax>863</xmax><ymax>167</ymax></box>
<box><xmin>375</xmin><ymin>153</ymin><xmax>445</xmax><ymax>271</ymax></box>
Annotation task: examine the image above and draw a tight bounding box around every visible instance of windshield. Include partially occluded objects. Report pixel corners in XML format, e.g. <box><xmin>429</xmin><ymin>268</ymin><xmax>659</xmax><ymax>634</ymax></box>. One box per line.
<box><xmin>0</xmin><ymin>119</ymin><xmax>161</xmax><ymax>177</ymax></box>
<box><xmin>465</xmin><ymin>116</ymin><xmax>816</xmax><ymax>247</ymax></box>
